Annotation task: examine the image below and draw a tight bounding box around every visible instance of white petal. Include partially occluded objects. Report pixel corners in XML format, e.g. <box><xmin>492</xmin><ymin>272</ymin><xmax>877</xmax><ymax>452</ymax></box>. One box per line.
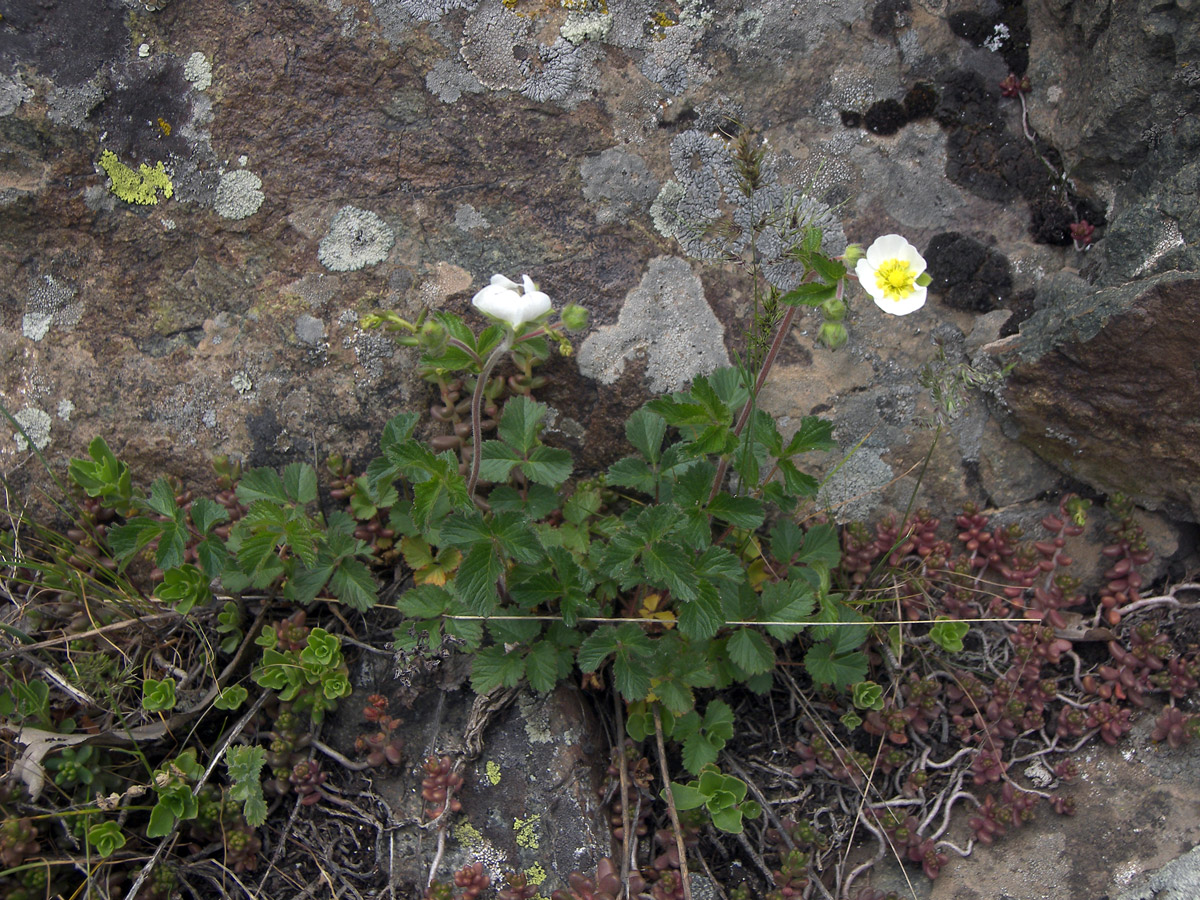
<box><xmin>873</xmin><ymin>284</ymin><xmax>927</xmax><ymax>316</ymax></box>
<box><xmin>490</xmin><ymin>273</ymin><xmax>521</xmax><ymax>290</ymax></box>
<box><xmin>472</xmin><ymin>283</ymin><xmax>523</xmax><ymax>325</ymax></box>
<box><xmin>865</xmin><ymin>234</ymin><xmax>914</xmax><ymax>267</ymax></box>
<box><xmin>514</xmin><ymin>289</ymin><xmax>552</xmax><ymax>324</ymax></box>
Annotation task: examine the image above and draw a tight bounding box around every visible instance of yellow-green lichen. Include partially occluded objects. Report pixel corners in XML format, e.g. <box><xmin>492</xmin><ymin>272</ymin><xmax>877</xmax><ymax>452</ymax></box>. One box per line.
<box><xmin>525</xmin><ymin>863</ymin><xmax>547</xmax><ymax>885</ymax></box>
<box><xmin>453</xmin><ymin>821</ymin><xmax>485</xmax><ymax>848</ymax></box>
<box><xmin>98</xmin><ymin>150</ymin><xmax>173</xmax><ymax>205</ymax></box>
<box><xmin>485</xmin><ymin>760</ymin><xmax>502</xmax><ymax>785</ymax></box>
<box><xmin>513</xmin><ymin>814</ymin><xmax>540</xmax><ymax>850</ymax></box>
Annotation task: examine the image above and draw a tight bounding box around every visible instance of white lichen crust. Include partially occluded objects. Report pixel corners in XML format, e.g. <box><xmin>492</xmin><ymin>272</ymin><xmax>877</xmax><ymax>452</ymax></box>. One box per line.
<box><xmin>318</xmin><ymin>206</ymin><xmax>396</xmax><ymax>272</ymax></box>
<box><xmin>215</xmin><ymin>170</ymin><xmax>265</xmax><ymax>220</ymax></box>
<box><xmin>577</xmin><ymin>256</ymin><xmax>730</xmax><ymax>394</ymax></box>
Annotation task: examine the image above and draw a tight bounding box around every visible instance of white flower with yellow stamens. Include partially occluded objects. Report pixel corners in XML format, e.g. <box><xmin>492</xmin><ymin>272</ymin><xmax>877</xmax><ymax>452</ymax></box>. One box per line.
<box><xmin>855</xmin><ymin>235</ymin><xmax>928</xmax><ymax>316</ymax></box>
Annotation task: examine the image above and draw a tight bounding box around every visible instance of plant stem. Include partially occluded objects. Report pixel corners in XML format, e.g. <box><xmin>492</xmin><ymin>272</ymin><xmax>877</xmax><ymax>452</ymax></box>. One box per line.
<box><xmin>466</xmin><ymin>334</ymin><xmax>514</xmax><ymax>498</ymax></box>
<box><xmin>653</xmin><ymin>703</ymin><xmax>694</xmax><ymax>900</ymax></box>
<box><xmin>708</xmin><ymin>304</ymin><xmax>799</xmax><ymax>503</ymax></box>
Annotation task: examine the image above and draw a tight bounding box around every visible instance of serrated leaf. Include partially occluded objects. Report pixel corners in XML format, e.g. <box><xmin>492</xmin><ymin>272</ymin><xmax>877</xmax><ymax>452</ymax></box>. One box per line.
<box><xmin>708</xmin><ymin>493</ymin><xmax>765</xmax><ymax>529</ymax></box>
<box><xmin>797</xmin><ymin>523</ymin><xmax>841</xmax><ymax>568</ymax></box>
<box><xmin>726</xmin><ymin>628</ymin><xmax>775</xmax><ymax>675</ymax></box>
<box><xmin>780</xmin><ymin>282</ymin><xmax>838</xmax><ymax>306</ymax></box>
<box><xmin>777</xmin><ymin>460</ymin><xmax>820</xmax><ymax>498</ymax></box>
<box><xmin>626</xmin><ymin>408</ymin><xmax>667</xmax><ymax>464</ymax></box>
<box><xmin>226</xmin><ymin>745</ymin><xmax>268</xmax><ymax>827</ymax></box>
<box><xmin>769</xmin><ymin>520</ymin><xmax>804</xmax><ymax>566</ymax></box>
<box><xmin>107</xmin><ymin>518</ymin><xmax>164</xmax><ymax>563</ymax></box>
<box><xmin>145</xmin><ymin>478</ymin><xmax>181</xmax><ymax>519</ymax></box>
<box><xmin>577</xmin><ymin>628</ymin><xmax>618</xmax><ymax>673</ymax></box>
<box><xmin>523</xmin><ymin>445</ymin><xmax>573</xmax><ymax>486</ymax></box>
<box><xmin>642</xmin><ymin>541</ymin><xmax>698</xmax><ymax>601</ymax></box>
<box><xmin>454</xmin><ymin>543</ymin><xmax>502</xmax><ymax>615</ymax></box>
<box><xmin>190</xmin><ymin>497</ymin><xmax>229</xmax><ymax>535</ymax></box>
<box><xmin>470</xmin><ymin>645</ymin><xmax>526</xmax><ymax>693</ymax></box>
<box><xmin>380</xmin><ymin>412</ymin><xmax>420</xmax><ymax>455</ymax></box>
<box><xmin>681</xmin><ymin>730</ymin><xmax>719</xmax><ymax>774</ymax></box>
<box><xmin>785</xmin><ymin>416</ymin><xmax>836</xmax><ymax>455</ymax></box>
<box><xmin>613</xmin><ymin>653</ymin><xmax>651</xmax><ymax>701</ymax></box>
<box><xmin>283</xmin><ymin>463</ymin><xmax>318</xmax><ymax>505</ymax></box>
<box><xmin>760</xmin><ymin>579</ymin><xmax>816</xmax><ymax>641</ymax></box>
<box><xmin>329</xmin><ymin>558</ymin><xmax>378</xmax><ymax>611</ymax></box>
<box><xmin>606</xmin><ymin>457</ymin><xmax>657</xmax><ymax>494</ymax></box>
<box><xmin>524</xmin><ymin>640</ymin><xmax>560</xmax><ymax>693</ymax></box>
<box><xmin>677</xmin><ymin>582</ymin><xmax>723</xmax><ymax>641</ymax></box>
<box><xmin>236</xmin><ymin>468</ymin><xmax>288</xmax><ymax>505</ymax></box>
<box><xmin>497</xmin><ymin>395</ymin><xmax>548</xmax><ymax>456</ymax></box>
<box><xmin>478</xmin><ymin>440</ymin><xmax>522</xmax><ymax>483</ymax></box>
<box><xmin>804</xmin><ymin>640</ymin><xmax>868</xmax><ymax>688</ymax></box>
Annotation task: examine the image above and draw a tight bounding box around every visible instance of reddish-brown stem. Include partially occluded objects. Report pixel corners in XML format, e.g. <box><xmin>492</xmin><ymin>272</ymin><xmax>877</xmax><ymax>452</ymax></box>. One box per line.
<box><xmin>707</xmin><ymin>304</ymin><xmax>799</xmax><ymax>503</ymax></box>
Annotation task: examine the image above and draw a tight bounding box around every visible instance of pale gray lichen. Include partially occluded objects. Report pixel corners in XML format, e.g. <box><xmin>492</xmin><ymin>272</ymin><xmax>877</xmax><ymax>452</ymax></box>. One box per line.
<box><xmin>183</xmin><ymin>52</ymin><xmax>213</xmax><ymax>91</ymax></box>
<box><xmin>580</xmin><ymin>148</ymin><xmax>659</xmax><ymax>224</ymax></box>
<box><xmin>47</xmin><ymin>80</ymin><xmax>105</xmax><ymax>128</ymax></box>
<box><xmin>23</xmin><ymin>274</ymin><xmax>81</xmax><ymax>341</ymax></box>
<box><xmin>655</xmin><ymin>131</ymin><xmax>846</xmax><ymax>286</ymax></box>
<box><xmin>520</xmin><ymin>38</ymin><xmax>585</xmax><ymax>104</ymax></box>
<box><xmin>57</xmin><ymin>399</ymin><xmax>75</xmax><ymax>421</ymax></box>
<box><xmin>577</xmin><ymin>256</ymin><xmax>730</xmax><ymax>394</ymax></box>
<box><xmin>425</xmin><ymin>57</ymin><xmax>485</xmax><ymax>104</ymax></box>
<box><xmin>353</xmin><ymin>332</ymin><xmax>396</xmax><ymax>381</ymax></box>
<box><xmin>0</xmin><ymin>73</ymin><xmax>33</xmax><ymax>117</ymax></box>
<box><xmin>819</xmin><ymin>447</ymin><xmax>894</xmax><ymax>522</ymax></box>
<box><xmin>214</xmin><ymin>170</ymin><xmax>265</xmax><ymax>219</ymax></box>
<box><xmin>461</xmin><ymin>1</ymin><xmax>529</xmax><ymax>93</ymax></box>
<box><xmin>12</xmin><ymin>407</ymin><xmax>52</xmax><ymax>451</ymax></box>
<box><xmin>561</xmin><ymin>11</ymin><xmax>612</xmax><ymax>45</ymax></box>
<box><xmin>318</xmin><ymin>206</ymin><xmax>395</xmax><ymax>272</ymax></box>
<box><xmin>454</xmin><ymin>203</ymin><xmax>489</xmax><ymax>231</ymax></box>
<box><xmin>294</xmin><ymin>315</ymin><xmax>326</xmax><ymax>347</ymax></box>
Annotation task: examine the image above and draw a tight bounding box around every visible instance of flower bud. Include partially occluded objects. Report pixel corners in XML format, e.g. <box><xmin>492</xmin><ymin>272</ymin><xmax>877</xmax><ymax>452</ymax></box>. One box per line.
<box><xmin>842</xmin><ymin>243</ymin><xmax>865</xmax><ymax>265</ymax></box>
<box><xmin>818</xmin><ymin>322</ymin><xmax>848</xmax><ymax>350</ymax></box>
<box><xmin>820</xmin><ymin>297</ymin><xmax>847</xmax><ymax>322</ymax></box>
<box><xmin>559</xmin><ymin>303</ymin><xmax>588</xmax><ymax>331</ymax></box>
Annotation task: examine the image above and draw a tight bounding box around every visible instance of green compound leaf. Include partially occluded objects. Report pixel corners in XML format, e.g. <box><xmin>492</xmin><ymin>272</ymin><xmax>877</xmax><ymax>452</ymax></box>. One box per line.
<box><xmin>804</xmin><ymin>640</ymin><xmax>868</xmax><ymax>689</ymax></box>
<box><xmin>524</xmin><ymin>640</ymin><xmax>564</xmax><ymax>693</ymax></box>
<box><xmin>235</xmin><ymin>468</ymin><xmax>289</xmax><ymax>505</ymax></box>
<box><xmin>189</xmin><ymin>497</ymin><xmax>229</xmax><ymax>535</ymax></box>
<box><xmin>930</xmin><ymin>617</ymin><xmax>970</xmax><ymax>653</ymax></box>
<box><xmin>626</xmin><ymin>408</ymin><xmax>668</xmax><ymax>464</ymax></box>
<box><xmin>726</xmin><ymin>628</ymin><xmax>774</xmax><ymax>676</ymax></box>
<box><xmin>523</xmin><ymin>445</ymin><xmax>573</xmax><ymax>486</ymax></box>
<box><xmin>784</xmin><ymin>416</ymin><xmax>836</xmax><ymax>455</ymax></box>
<box><xmin>282</xmin><ymin>462</ymin><xmax>319</xmax><ymax>505</ymax></box>
<box><xmin>329</xmin><ymin>557</ymin><xmax>379</xmax><ymax>611</ymax></box>
<box><xmin>470</xmin><ymin>645</ymin><xmax>526</xmax><ymax>693</ymax></box>
<box><xmin>497</xmin><ymin>395</ymin><xmax>549</xmax><ymax>456</ymax></box>
<box><xmin>797</xmin><ymin>522</ymin><xmax>841</xmax><ymax>569</ymax></box>
<box><xmin>226</xmin><ymin>744</ymin><xmax>268</xmax><ymax>827</ymax></box>
<box><xmin>453</xmin><ymin>543</ymin><xmax>503</xmax><ymax>616</ymax></box>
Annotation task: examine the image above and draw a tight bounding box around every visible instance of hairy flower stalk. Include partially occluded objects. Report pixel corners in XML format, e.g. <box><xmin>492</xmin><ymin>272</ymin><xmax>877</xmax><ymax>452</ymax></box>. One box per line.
<box><xmin>466</xmin><ymin>274</ymin><xmax>553</xmax><ymax>498</ymax></box>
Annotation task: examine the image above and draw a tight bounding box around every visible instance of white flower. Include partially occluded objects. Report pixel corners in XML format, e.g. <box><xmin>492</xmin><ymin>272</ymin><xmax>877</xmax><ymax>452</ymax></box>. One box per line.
<box><xmin>855</xmin><ymin>235</ymin><xmax>928</xmax><ymax>316</ymax></box>
<box><xmin>471</xmin><ymin>274</ymin><xmax>552</xmax><ymax>328</ymax></box>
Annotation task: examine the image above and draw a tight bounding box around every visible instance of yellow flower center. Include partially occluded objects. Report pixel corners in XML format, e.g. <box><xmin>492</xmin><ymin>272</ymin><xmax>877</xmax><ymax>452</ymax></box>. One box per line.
<box><xmin>875</xmin><ymin>258</ymin><xmax>916</xmax><ymax>302</ymax></box>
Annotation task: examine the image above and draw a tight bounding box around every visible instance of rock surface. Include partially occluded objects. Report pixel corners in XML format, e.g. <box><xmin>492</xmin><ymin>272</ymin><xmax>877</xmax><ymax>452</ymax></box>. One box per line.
<box><xmin>2</xmin><ymin>0</ymin><xmax>1200</xmax><ymax>893</ymax></box>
